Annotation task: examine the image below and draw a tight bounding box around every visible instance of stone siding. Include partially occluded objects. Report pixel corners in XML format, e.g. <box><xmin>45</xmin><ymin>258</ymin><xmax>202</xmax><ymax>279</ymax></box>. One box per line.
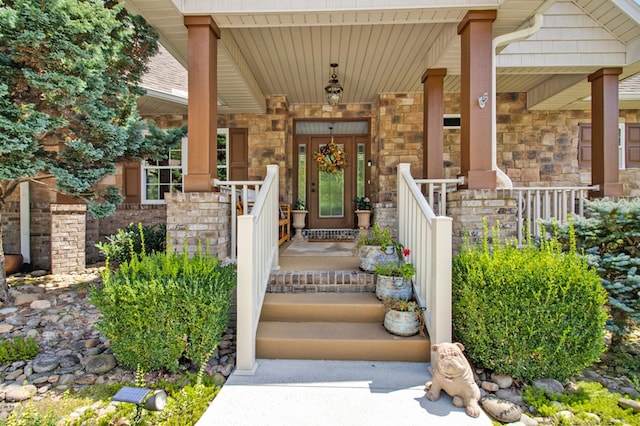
<box><xmin>376</xmin><ymin>93</ymin><xmax>423</xmax><ymax>203</ymax></box>
<box><xmin>165</xmin><ymin>192</ymin><xmax>231</xmax><ymax>260</ymax></box>
<box><xmin>50</xmin><ymin>204</ymin><xmax>86</xmax><ymax>274</ymax></box>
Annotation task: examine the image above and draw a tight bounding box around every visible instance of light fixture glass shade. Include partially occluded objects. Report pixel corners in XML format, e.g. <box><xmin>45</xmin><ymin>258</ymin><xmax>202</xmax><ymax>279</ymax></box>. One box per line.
<box><xmin>324</xmin><ymin>63</ymin><xmax>343</xmax><ymax>106</ymax></box>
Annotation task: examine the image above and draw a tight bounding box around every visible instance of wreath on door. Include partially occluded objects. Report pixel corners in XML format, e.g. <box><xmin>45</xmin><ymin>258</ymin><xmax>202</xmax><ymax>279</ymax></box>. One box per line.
<box><xmin>314</xmin><ymin>139</ymin><xmax>347</xmax><ymax>174</ymax></box>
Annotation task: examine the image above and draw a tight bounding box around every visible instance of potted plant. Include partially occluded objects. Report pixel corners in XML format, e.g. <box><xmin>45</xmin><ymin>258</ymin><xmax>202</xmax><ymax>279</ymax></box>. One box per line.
<box><xmin>373</xmin><ymin>244</ymin><xmax>414</xmax><ymax>300</ymax></box>
<box><xmin>354</xmin><ymin>222</ymin><xmax>395</xmax><ymax>272</ymax></box>
<box><xmin>381</xmin><ymin>297</ymin><xmax>424</xmax><ymax>337</ymax></box>
<box><xmin>353</xmin><ymin>196</ymin><xmax>372</xmax><ymax>231</ymax></box>
<box><xmin>291</xmin><ymin>199</ymin><xmax>308</xmax><ymax>241</ymax></box>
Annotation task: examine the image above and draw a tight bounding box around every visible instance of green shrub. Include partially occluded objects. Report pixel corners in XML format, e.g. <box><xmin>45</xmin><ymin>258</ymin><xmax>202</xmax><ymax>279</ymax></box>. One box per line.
<box><xmin>545</xmin><ymin>198</ymin><xmax>640</xmax><ymax>341</ymax></box>
<box><xmin>95</xmin><ymin>222</ymin><xmax>166</xmax><ymax>264</ymax></box>
<box><xmin>452</xmin><ymin>225</ymin><xmax>608</xmax><ymax>382</ymax></box>
<box><xmin>524</xmin><ymin>381</ymin><xmax>640</xmax><ymax>425</ymax></box>
<box><xmin>90</xmin><ymin>244</ymin><xmax>236</xmax><ymax>372</ymax></box>
<box><xmin>0</xmin><ymin>336</ymin><xmax>39</xmax><ymax>365</ymax></box>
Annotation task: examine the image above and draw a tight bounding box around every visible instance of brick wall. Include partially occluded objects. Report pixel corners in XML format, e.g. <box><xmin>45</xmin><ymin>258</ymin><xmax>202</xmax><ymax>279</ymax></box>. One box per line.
<box><xmin>165</xmin><ymin>192</ymin><xmax>231</xmax><ymax>260</ymax></box>
<box><xmin>447</xmin><ymin>190</ymin><xmax>519</xmax><ymax>252</ymax></box>
<box><xmin>86</xmin><ymin>204</ymin><xmax>167</xmax><ymax>263</ymax></box>
<box><xmin>50</xmin><ymin>204</ymin><xmax>86</xmax><ymax>274</ymax></box>
<box><xmin>2</xmin><ymin>202</ymin><xmax>20</xmax><ymax>254</ymax></box>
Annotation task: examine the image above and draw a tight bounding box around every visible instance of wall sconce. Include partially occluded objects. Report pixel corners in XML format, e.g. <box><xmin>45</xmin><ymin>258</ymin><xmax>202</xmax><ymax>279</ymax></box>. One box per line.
<box><xmin>478</xmin><ymin>92</ymin><xmax>489</xmax><ymax>108</ymax></box>
<box><xmin>367</xmin><ymin>160</ymin><xmax>373</xmax><ymax>166</ymax></box>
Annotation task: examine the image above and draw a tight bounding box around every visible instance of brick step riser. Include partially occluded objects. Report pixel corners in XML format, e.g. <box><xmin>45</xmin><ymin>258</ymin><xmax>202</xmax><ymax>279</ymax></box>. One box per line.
<box><xmin>268</xmin><ymin>270</ymin><xmax>376</xmax><ymax>293</ymax></box>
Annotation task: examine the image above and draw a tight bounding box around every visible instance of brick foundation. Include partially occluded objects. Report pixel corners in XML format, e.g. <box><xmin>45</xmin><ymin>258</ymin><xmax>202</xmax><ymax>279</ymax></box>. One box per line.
<box><xmin>50</xmin><ymin>204</ymin><xmax>86</xmax><ymax>274</ymax></box>
<box><xmin>165</xmin><ymin>192</ymin><xmax>231</xmax><ymax>259</ymax></box>
<box><xmin>447</xmin><ymin>190</ymin><xmax>518</xmax><ymax>252</ymax></box>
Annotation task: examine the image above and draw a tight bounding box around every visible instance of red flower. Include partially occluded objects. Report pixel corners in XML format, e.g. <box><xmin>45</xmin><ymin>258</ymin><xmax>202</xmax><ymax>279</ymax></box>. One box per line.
<box><xmin>402</xmin><ymin>248</ymin><xmax>411</xmax><ymax>257</ymax></box>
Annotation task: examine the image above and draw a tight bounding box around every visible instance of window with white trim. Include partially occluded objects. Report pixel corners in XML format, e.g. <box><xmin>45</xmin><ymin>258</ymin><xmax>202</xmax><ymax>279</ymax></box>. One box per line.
<box><xmin>141</xmin><ymin>130</ymin><xmax>229</xmax><ymax>204</ymax></box>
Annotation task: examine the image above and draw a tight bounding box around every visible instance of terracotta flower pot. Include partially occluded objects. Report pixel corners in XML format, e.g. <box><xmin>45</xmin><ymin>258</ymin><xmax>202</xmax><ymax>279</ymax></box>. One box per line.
<box><xmin>5</xmin><ymin>254</ymin><xmax>24</xmax><ymax>275</ymax></box>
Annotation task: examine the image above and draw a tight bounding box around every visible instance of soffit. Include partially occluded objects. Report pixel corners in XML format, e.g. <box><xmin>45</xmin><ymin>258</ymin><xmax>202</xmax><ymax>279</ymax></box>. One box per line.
<box><xmin>128</xmin><ymin>0</ymin><xmax>640</xmax><ymax>113</ymax></box>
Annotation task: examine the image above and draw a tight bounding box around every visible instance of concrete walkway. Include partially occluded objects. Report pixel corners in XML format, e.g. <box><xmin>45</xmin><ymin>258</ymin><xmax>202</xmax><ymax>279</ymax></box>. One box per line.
<box><xmin>197</xmin><ymin>359</ymin><xmax>493</xmax><ymax>426</ymax></box>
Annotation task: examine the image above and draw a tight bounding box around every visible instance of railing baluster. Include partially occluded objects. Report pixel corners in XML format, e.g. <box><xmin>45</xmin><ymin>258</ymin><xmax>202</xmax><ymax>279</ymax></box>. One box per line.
<box><xmin>513</xmin><ymin>185</ymin><xmax>598</xmax><ymax>246</ymax></box>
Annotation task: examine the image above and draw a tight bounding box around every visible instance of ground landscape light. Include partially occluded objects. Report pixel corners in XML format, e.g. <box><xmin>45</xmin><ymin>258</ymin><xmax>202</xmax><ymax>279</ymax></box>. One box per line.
<box><xmin>112</xmin><ymin>386</ymin><xmax>167</xmax><ymax>411</ymax></box>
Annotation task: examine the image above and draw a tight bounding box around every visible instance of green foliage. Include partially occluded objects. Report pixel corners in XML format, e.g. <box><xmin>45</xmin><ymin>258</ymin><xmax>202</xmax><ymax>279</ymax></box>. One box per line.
<box><xmin>3</xmin><ymin>406</ymin><xmax>57</xmax><ymax>426</ymax></box>
<box><xmin>353</xmin><ymin>196</ymin><xmax>372</xmax><ymax>210</ymax></box>
<box><xmin>95</xmin><ymin>222</ymin><xmax>166</xmax><ymax>264</ymax></box>
<box><xmin>90</xmin><ymin>245</ymin><xmax>236</xmax><ymax>372</ymax></box>
<box><xmin>452</xmin><ymin>224</ymin><xmax>608</xmax><ymax>382</ymax></box>
<box><xmin>0</xmin><ymin>336</ymin><xmax>39</xmax><ymax>365</ymax></box>
<box><xmin>355</xmin><ymin>222</ymin><xmax>392</xmax><ymax>249</ymax></box>
<box><xmin>0</xmin><ymin>0</ymin><xmax>180</xmax><ymax>211</ymax></box>
<box><xmin>547</xmin><ymin>198</ymin><xmax>640</xmax><ymax>339</ymax></box>
<box><xmin>382</xmin><ymin>297</ymin><xmax>420</xmax><ymax>312</ymax></box>
<box><xmin>294</xmin><ymin>199</ymin><xmax>306</xmax><ymax>210</ymax></box>
<box><xmin>155</xmin><ymin>384</ymin><xmax>220</xmax><ymax>426</ymax></box>
<box><xmin>373</xmin><ymin>261</ymin><xmax>415</xmax><ymax>278</ymax></box>
<box><xmin>524</xmin><ymin>381</ymin><xmax>640</xmax><ymax>425</ymax></box>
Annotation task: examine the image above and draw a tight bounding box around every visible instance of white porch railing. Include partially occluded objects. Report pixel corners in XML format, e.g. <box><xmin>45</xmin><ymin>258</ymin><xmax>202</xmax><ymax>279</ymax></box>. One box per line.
<box><xmin>414</xmin><ymin>177</ymin><xmax>465</xmax><ymax>216</ymax></box>
<box><xmin>234</xmin><ymin>165</ymin><xmax>280</xmax><ymax>375</ymax></box>
<box><xmin>513</xmin><ymin>185</ymin><xmax>598</xmax><ymax>245</ymax></box>
<box><xmin>213</xmin><ymin>179</ymin><xmax>263</xmax><ymax>261</ymax></box>
<box><xmin>397</xmin><ymin>164</ymin><xmax>453</xmax><ymax>357</ymax></box>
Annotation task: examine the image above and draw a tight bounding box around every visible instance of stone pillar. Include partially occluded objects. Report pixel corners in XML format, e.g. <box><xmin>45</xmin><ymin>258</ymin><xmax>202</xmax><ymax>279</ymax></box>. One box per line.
<box><xmin>447</xmin><ymin>190</ymin><xmax>518</xmax><ymax>253</ymax></box>
<box><xmin>422</xmin><ymin>68</ymin><xmax>447</xmax><ymax>179</ymax></box>
<box><xmin>184</xmin><ymin>16</ymin><xmax>220</xmax><ymax>192</ymax></box>
<box><xmin>588</xmin><ymin>68</ymin><xmax>623</xmax><ymax>197</ymax></box>
<box><xmin>457</xmin><ymin>10</ymin><xmax>497</xmax><ymax>189</ymax></box>
<box><xmin>50</xmin><ymin>204</ymin><xmax>86</xmax><ymax>274</ymax></box>
<box><xmin>165</xmin><ymin>192</ymin><xmax>231</xmax><ymax>260</ymax></box>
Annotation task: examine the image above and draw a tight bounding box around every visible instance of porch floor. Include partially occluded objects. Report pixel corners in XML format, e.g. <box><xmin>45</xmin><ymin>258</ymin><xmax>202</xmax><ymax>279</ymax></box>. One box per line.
<box><xmin>278</xmin><ymin>239</ymin><xmax>359</xmax><ymax>271</ymax></box>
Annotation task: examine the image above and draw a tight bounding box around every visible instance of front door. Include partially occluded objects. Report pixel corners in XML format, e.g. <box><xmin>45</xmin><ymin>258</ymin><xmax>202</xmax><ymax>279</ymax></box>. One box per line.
<box><xmin>309</xmin><ymin>136</ymin><xmax>357</xmax><ymax>228</ymax></box>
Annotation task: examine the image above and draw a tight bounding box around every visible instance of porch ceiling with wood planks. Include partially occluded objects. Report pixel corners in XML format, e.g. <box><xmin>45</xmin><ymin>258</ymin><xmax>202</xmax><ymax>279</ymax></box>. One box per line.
<box><xmin>126</xmin><ymin>0</ymin><xmax>640</xmax><ymax>113</ymax></box>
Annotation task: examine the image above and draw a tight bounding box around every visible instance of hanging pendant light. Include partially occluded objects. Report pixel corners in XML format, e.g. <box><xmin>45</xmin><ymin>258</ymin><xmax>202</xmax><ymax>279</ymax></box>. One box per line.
<box><xmin>324</xmin><ymin>63</ymin><xmax>343</xmax><ymax>106</ymax></box>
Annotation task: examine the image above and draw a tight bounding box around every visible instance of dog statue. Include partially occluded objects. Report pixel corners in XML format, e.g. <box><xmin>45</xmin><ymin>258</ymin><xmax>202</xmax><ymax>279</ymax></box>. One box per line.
<box><xmin>425</xmin><ymin>342</ymin><xmax>481</xmax><ymax>417</ymax></box>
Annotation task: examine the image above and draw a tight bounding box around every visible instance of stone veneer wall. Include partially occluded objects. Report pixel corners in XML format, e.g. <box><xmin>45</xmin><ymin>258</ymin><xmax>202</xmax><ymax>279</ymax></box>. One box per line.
<box><xmin>219</xmin><ymin>96</ymin><xmax>289</xmax><ymax>198</ymax></box>
<box><xmin>50</xmin><ymin>204</ymin><xmax>86</xmax><ymax>274</ymax></box>
<box><xmin>447</xmin><ymin>190</ymin><xmax>519</xmax><ymax>253</ymax></box>
<box><xmin>165</xmin><ymin>192</ymin><xmax>231</xmax><ymax>260</ymax></box>
<box><xmin>376</xmin><ymin>93</ymin><xmax>423</xmax><ymax>203</ymax></box>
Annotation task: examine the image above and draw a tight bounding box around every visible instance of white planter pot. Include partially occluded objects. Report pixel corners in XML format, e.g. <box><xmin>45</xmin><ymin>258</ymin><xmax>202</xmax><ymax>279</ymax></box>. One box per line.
<box><xmin>384</xmin><ymin>309</ymin><xmax>420</xmax><ymax>336</ymax></box>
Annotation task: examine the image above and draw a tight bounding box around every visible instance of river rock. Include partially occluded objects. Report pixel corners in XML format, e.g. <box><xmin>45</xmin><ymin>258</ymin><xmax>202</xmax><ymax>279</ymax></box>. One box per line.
<box><xmin>0</xmin><ymin>324</ymin><xmax>14</xmax><ymax>333</ymax></box>
<box><xmin>4</xmin><ymin>383</ymin><xmax>37</xmax><ymax>402</ymax></box>
<box><xmin>30</xmin><ymin>300</ymin><xmax>52</xmax><ymax>310</ymax></box>
<box><xmin>13</xmin><ymin>294</ymin><xmax>40</xmax><ymax>306</ymax></box>
<box><xmin>481</xmin><ymin>396</ymin><xmax>522</xmax><ymax>423</ymax></box>
<box><xmin>481</xmin><ymin>381</ymin><xmax>499</xmax><ymax>392</ymax></box>
<box><xmin>491</xmin><ymin>373</ymin><xmax>513</xmax><ymax>389</ymax></box>
<box><xmin>619</xmin><ymin>397</ymin><xmax>640</xmax><ymax>413</ymax></box>
<box><xmin>32</xmin><ymin>354</ymin><xmax>60</xmax><ymax>373</ymax></box>
<box><xmin>532</xmin><ymin>378</ymin><xmax>564</xmax><ymax>395</ymax></box>
<box><xmin>84</xmin><ymin>354</ymin><xmax>116</xmax><ymax>374</ymax></box>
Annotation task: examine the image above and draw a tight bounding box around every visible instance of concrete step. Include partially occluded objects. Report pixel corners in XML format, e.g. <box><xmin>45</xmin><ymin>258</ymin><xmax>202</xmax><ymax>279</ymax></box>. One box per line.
<box><xmin>257</xmin><ymin>293</ymin><xmax>430</xmax><ymax>362</ymax></box>
<box><xmin>256</xmin><ymin>321</ymin><xmax>430</xmax><ymax>362</ymax></box>
<box><xmin>260</xmin><ymin>293</ymin><xmax>385</xmax><ymax>323</ymax></box>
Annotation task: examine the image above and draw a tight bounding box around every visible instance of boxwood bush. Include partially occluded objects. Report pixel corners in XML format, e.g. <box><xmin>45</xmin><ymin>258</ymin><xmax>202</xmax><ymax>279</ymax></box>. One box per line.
<box><xmin>452</xmin><ymin>226</ymin><xmax>607</xmax><ymax>382</ymax></box>
<box><xmin>90</xmin><ymin>244</ymin><xmax>236</xmax><ymax>372</ymax></box>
